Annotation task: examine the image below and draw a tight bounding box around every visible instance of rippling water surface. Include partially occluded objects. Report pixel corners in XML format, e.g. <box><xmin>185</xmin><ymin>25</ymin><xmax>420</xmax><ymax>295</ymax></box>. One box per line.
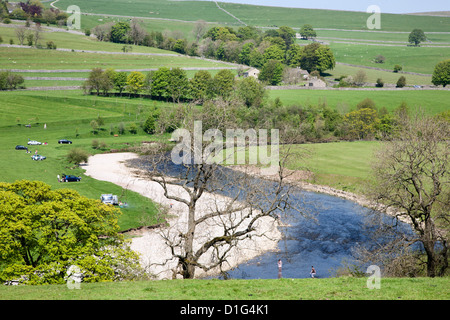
<box><xmin>131</xmin><ymin>157</ymin><xmax>414</xmax><ymax>279</ymax></box>
<box><xmin>227</xmin><ymin>190</ymin><xmax>372</xmax><ymax>279</ymax></box>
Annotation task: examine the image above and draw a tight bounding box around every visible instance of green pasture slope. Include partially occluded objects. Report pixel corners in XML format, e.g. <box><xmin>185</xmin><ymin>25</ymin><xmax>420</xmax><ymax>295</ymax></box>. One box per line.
<box><xmin>268</xmin><ymin>89</ymin><xmax>450</xmax><ymax>115</ymax></box>
<box><xmin>0</xmin><ymin>90</ymin><xmax>173</xmax><ymax>231</ymax></box>
<box><xmin>0</xmin><ymin>47</ymin><xmax>230</xmax><ymax>71</ymax></box>
<box><xmin>55</xmin><ymin>0</ymin><xmax>450</xmax><ymax>32</ymax></box>
<box><xmin>48</xmin><ymin>0</ymin><xmax>450</xmax><ymax>80</ymax></box>
<box><xmin>329</xmin><ymin>43</ymin><xmax>450</xmax><ymax>75</ymax></box>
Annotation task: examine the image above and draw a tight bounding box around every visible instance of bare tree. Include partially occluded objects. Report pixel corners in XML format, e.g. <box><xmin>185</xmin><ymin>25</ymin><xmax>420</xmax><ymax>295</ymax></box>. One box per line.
<box><xmin>33</xmin><ymin>23</ymin><xmax>42</xmax><ymax>48</ymax></box>
<box><xmin>368</xmin><ymin>110</ymin><xmax>449</xmax><ymax>277</ymax></box>
<box><xmin>92</xmin><ymin>22</ymin><xmax>114</xmax><ymax>42</ymax></box>
<box><xmin>193</xmin><ymin>20</ymin><xmax>208</xmax><ymax>42</ymax></box>
<box><xmin>354</xmin><ymin>69</ymin><xmax>367</xmax><ymax>87</ymax></box>
<box><xmin>128</xmin><ymin>18</ymin><xmax>148</xmax><ymax>45</ymax></box>
<box><xmin>15</xmin><ymin>26</ymin><xmax>28</xmax><ymax>46</ymax></box>
<box><xmin>132</xmin><ymin>104</ymin><xmax>302</xmax><ymax>279</ymax></box>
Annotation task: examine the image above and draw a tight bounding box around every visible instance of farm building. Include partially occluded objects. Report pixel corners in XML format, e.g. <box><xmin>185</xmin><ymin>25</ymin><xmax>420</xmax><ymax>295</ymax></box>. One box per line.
<box><xmin>308</xmin><ymin>77</ymin><xmax>327</xmax><ymax>88</ymax></box>
<box><xmin>243</xmin><ymin>68</ymin><xmax>260</xmax><ymax>78</ymax></box>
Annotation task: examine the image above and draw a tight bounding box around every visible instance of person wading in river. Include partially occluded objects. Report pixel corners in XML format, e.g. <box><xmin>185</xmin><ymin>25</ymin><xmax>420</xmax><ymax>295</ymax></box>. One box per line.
<box><xmin>310</xmin><ymin>266</ymin><xmax>316</xmax><ymax>278</ymax></box>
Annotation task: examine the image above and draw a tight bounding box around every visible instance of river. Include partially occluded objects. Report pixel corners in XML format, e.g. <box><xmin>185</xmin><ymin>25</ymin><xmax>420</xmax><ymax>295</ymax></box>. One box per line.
<box><xmin>130</xmin><ymin>156</ymin><xmax>415</xmax><ymax>280</ymax></box>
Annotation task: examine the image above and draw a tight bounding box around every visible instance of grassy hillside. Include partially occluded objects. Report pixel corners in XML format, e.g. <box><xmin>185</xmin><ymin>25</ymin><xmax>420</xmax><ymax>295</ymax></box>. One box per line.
<box><xmin>0</xmin><ymin>47</ymin><xmax>230</xmax><ymax>71</ymax></box>
<box><xmin>268</xmin><ymin>89</ymin><xmax>450</xmax><ymax>115</ymax></box>
<box><xmin>54</xmin><ymin>0</ymin><xmax>450</xmax><ymax>31</ymax></box>
<box><xmin>0</xmin><ymin>277</ymin><xmax>448</xmax><ymax>300</ymax></box>
<box><xmin>0</xmin><ymin>90</ymin><xmax>172</xmax><ymax>230</ymax></box>
<box><xmin>328</xmin><ymin>42</ymin><xmax>449</xmax><ymax>75</ymax></box>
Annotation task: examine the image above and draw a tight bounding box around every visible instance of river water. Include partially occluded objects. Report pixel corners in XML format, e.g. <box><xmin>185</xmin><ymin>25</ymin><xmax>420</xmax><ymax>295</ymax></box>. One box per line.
<box><xmin>130</xmin><ymin>157</ymin><xmax>414</xmax><ymax>279</ymax></box>
<box><xmin>226</xmin><ymin>189</ymin><xmax>373</xmax><ymax>279</ymax></box>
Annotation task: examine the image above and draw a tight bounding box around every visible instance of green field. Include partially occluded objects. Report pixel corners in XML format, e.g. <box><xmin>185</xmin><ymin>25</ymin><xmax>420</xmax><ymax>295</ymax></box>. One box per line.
<box><xmin>0</xmin><ymin>90</ymin><xmax>173</xmax><ymax>231</ymax></box>
<box><xmin>328</xmin><ymin>64</ymin><xmax>433</xmax><ymax>86</ymax></box>
<box><xmin>0</xmin><ymin>277</ymin><xmax>448</xmax><ymax>300</ymax></box>
<box><xmin>328</xmin><ymin>42</ymin><xmax>450</xmax><ymax>75</ymax></box>
<box><xmin>0</xmin><ymin>26</ymin><xmax>171</xmax><ymax>54</ymax></box>
<box><xmin>54</xmin><ymin>0</ymin><xmax>450</xmax><ymax>32</ymax></box>
<box><xmin>268</xmin><ymin>89</ymin><xmax>450</xmax><ymax>115</ymax></box>
<box><xmin>286</xmin><ymin>141</ymin><xmax>379</xmax><ymax>194</ymax></box>
<box><xmin>316</xmin><ymin>29</ymin><xmax>450</xmax><ymax>44</ymax></box>
<box><xmin>0</xmin><ymin>47</ymin><xmax>230</xmax><ymax>71</ymax></box>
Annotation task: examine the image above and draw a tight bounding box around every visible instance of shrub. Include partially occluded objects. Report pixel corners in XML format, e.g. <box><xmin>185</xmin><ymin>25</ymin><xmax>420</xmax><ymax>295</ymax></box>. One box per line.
<box><xmin>91</xmin><ymin>139</ymin><xmax>99</xmax><ymax>149</ymax></box>
<box><xmin>376</xmin><ymin>78</ymin><xmax>384</xmax><ymax>87</ymax></box>
<box><xmin>374</xmin><ymin>55</ymin><xmax>385</xmax><ymax>64</ymax></box>
<box><xmin>393</xmin><ymin>65</ymin><xmax>402</xmax><ymax>73</ymax></box>
<box><xmin>396</xmin><ymin>76</ymin><xmax>406</xmax><ymax>88</ymax></box>
<box><xmin>66</xmin><ymin>148</ymin><xmax>90</xmax><ymax>165</ymax></box>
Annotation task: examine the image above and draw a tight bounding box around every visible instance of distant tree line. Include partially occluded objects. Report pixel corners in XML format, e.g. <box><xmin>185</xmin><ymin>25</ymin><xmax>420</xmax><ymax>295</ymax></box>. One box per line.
<box><xmin>82</xmin><ymin>67</ymin><xmax>265</xmax><ymax>106</ymax></box>
<box><xmin>81</xmin><ymin>66</ymin><xmax>450</xmax><ymax>144</ymax></box>
<box><xmin>90</xmin><ymin>20</ymin><xmax>334</xmax><ymax>85</ymax></box>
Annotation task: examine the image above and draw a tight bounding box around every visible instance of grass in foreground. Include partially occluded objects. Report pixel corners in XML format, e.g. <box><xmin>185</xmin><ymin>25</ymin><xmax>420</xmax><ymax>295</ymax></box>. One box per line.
<box><xmin>0</xmin><ymin>277</ymin><xmax>448</xmax><ymax>300</ymax></box>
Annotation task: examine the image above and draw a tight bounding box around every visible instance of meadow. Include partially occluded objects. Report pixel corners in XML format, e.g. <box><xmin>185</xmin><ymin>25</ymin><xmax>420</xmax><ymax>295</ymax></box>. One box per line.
<box><xmin>328</xmin><ymin>42</ymin><xmax>450</xmax><ymax>75</ymax></box>
<box><xmin>287</xmin><ymin>141</ymin><xmax>380</xmax><ymax>194</ymax></box>
<box><xmin>0</xmin><ymin>90</ymin><xmax>172</xmax><ymax>230</ymax></box>
<box><xmin>0</xmin><ymin>276</ymin><xmax>447</xmax><ymax>300</ymax></box>
<box><xmin>54</xmin><ymin>0</ymin><xmax>450</xmax><ymax>32</ymax></box>
<box><xmin>327</xmin><ymin>64</ymin><xmax>433</xmax><ymax>86</ymax></box>
<box><xmin>0</xmin><ymin>46</ymin><xmax>230</xmax><ymax>71</ymax></box>
<box><xmin>268</xmin><ymin>89</ymin><xmax>450</xmax><ymax>115</ymax></box>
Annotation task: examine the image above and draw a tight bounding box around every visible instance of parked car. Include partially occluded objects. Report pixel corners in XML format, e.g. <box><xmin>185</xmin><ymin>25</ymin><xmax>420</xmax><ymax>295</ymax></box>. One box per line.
<box><xmin>15</xmin><ymin>145</ymin><xmax>28</xmax><ymax>150</ymax></box>
<box><xmin>58</xmin><ymin>139</ymin><xmax>72</xmax><ymax>144</ymax></box>
<box><xmin>28</xmin><ymin>140</ymin><xmax>42</xmax><ymax>145</ymax></box>
<box><xmin>62</xmin><ymin>175</ymin><xmax>81</xmax><ymax>182</ymax></box>
<box><xmin>31</xmin><ymin>154</ymin><xmax>46</xmax><ymax>161</ymax></box>
<box><xmin>101</xmin><ymin>194</ymin><xmax>119</xmax><ymax>205</ymax></box>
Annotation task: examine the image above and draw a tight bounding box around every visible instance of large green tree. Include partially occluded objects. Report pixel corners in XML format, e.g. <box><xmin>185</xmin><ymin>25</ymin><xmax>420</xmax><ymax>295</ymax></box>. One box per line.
<box><xmin>258</xmin><ymin>59</ymin><xmax>284</xmax><ymax>85</ymax></box>
<box><xmin>149</xmin><ymin>67</ymin><xmax>171</xmax><ymax>98</ymax></box>
<box><xmin>277</xmin><ymin>26</ymin><xmax>296</xmax><ymax>49</ymax></box>
<box><xmin>299</xmin><ymin>24</ymin><xmax>317</xmax><ymax>40</ymax></box>
<box><xmin>212</xmin><ymin>69</ymin><xmax>235</xmax><ymax>98</ymax></box>
<box><xmin>235</xmin><ymin>76</ymin><xmax>267</xmax><ymax>107</ymax></box>
<box><xmin>408</xmin><ymin>29</ymin><xmax>427</xmax><ymax>46</ymax></box>
<box><xmin>126</xmin><ymin>71</ymin><xmax>145</xmax><ymax>94</ymax></box>
<box><xmin>189</xmin><ymin>70</ymin><xmax>213</xmax><ymax>102</ymax></box>
<box><xmin>82</xmin><ymin>67</ymin><xmax>113</xmax><ymax>95</ymax></box>
<box><xmin>167</xmin><ymin>67</ymin><xmax>189</xmax><ymax>102</ymax></box>
<box><xmin>432</xmin><ymin>59</ymin><xmax>450</xmax><ymax>87</ymax></box>
<box><xmin>0</xmin><ymin>180</ymin><xmax>142</xmax><ymax>284</ymax></box>
<box><xmin>110</xmin><ymin>21</ymin><xmax>130</xmax><ymax>43</ymax></box>
<box><xmin>298</xmin><ymin>43</ymin><xmax>335</xmax><ymax>73</ymax></box>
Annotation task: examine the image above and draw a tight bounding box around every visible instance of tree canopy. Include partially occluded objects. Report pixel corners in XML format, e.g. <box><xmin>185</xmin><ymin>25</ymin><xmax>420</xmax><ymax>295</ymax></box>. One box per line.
<box><xmin>299</xmin><ymin>24</ymin><xmax>317</xmax><ymax>40</ymax></box>
<box><xmin>0</xmin><ymin>180</ymin><xmax>143</xmax><ymax>284</ymax></box>
<box><xmin>296</xmin><ymin>42</ymin><xmax>335</xmax><ymax>73</ymax></box>
<box><xmin>408</xmin><ymin>29</ymin><xmax>427</xmax><ymax>46</ymax></box>
<box><xmin>432</xmin><ymin>59</ymin><xmax>450</xmax><ymax>87</ymax></box>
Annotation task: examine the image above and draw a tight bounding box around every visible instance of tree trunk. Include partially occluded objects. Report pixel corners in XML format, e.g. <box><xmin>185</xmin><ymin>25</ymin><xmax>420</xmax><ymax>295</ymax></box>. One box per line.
<box><xmin>423</xmin><ymin>218</ymin><xmax>437</xmax><ymax>278</ymax></box>
<box><xmin>182</xmin><ymin>204</ymin><xmax>197</xmax><ymax>279</ymax></box>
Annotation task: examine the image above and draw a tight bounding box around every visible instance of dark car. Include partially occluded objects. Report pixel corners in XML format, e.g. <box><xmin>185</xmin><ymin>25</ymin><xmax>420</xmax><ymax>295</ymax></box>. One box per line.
<box><xmin>15</xmin><ymin>145</ymin><xmax>28</xmax><ymax>150</ymax></box>
<box><xmin>58</xmin><ymin>139</ymin><xmax>73</xmax><ymax>144</ymax></box>
<box><xmin>62</xmin><ymin>175</ymin><xmax>81</xmax><ymax>182</ymax></box>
